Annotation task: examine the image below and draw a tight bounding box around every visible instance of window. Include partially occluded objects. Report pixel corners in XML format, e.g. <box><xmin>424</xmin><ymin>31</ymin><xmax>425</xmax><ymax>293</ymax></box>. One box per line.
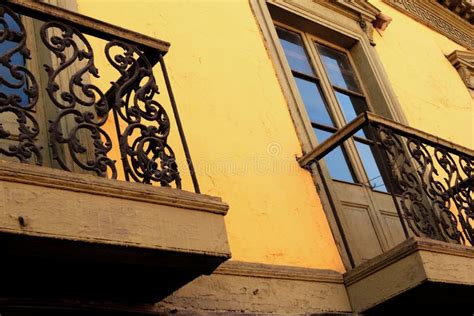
<box><xmin>276</xmin><ymin>25</ymin><xmax>388</xmax><ymax>192</ymax></box>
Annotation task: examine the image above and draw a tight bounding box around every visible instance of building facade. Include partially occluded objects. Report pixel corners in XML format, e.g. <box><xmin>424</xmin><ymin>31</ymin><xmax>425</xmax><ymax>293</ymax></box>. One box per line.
<box><xmin>0</xmin><ymin>0</ymin><xmax>473</xmax><ymax>314</ymax></box>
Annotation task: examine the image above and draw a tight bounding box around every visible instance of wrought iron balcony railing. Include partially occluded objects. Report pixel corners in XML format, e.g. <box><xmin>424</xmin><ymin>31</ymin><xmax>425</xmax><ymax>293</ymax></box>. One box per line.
<box><xmin>0</xmin><ymin>0</ymin><xmax>200</xmax><ymax>192</ymax></box>
<box><xmin>299</xmin><ymin>112</ymin><xmax>473</xmax><ymax>246</ymax></box>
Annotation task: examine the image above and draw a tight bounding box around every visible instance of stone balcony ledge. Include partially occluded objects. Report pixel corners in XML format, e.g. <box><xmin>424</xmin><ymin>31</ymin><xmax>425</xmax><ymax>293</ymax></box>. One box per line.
<box><xmin>0</xmin><ymin>160</ymin><xmax>231</xmax><ymax>302</ymax></box>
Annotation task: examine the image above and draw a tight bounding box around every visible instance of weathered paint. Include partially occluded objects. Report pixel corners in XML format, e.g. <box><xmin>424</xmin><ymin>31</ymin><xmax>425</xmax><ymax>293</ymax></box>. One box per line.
<box><xmin>76</xmin><ymin>0</ymin><xmax>346</xmax><ymax>272</ymax></box>
<box><xmin>371</xmin><ymin>0</ymin><xmax>474</xmax><ymax>149</ymax></box>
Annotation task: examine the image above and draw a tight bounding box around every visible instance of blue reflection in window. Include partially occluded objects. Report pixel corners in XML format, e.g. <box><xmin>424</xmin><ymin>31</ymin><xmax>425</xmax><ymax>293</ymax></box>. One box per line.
<box><xmin>355</xmin><ymin>141</ymin><xmax>387</xmax><ymax>192</ymax></box>
<box><xmin>335</xmin><ymin>91</ymin><xmax>367</xmax><ymax>138</ymax></box>
<box><xmin>0</xmin><ymin>13</ymin><xmax>29</xmax><ymax>107</ymax></box>
<box><xmin>317</xmin><ymin>44</ymin><xmax>360</xmax><ymax>92</ymax></box>
<box><xmin>314</xmin><ymin>128</ymin><xmax>355</xmax><ymax>183</ymax></box>
<box><xmin>295</xmin><ymin>77</ymin><xmax>333</xmax><ymax>127</ymax></box>
<box><xmin>276</xmin><ymin>27</ymin><xmax>314</xmax><ymax>76</ymax></box>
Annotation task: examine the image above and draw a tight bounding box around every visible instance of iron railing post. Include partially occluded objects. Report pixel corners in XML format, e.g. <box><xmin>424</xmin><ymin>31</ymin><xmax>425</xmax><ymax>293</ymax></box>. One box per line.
<box><xmin>159</xmin><ymin>54</ymin><xmax>200</xmax><ymax>194</ymax></box>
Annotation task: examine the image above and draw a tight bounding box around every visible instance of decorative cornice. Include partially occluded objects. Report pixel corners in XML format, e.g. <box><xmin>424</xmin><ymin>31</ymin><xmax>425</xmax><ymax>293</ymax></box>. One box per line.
<box><xmin>321</xmin><ymin>0</ymin><xmax>382</xmax><ymax>21</ymax></box>
<box><xmin>315</xmin><ymin>0</ymin><xmax>393</xmax><ymax>46</ymax></box>
<box><xmin>437</xmin><ymin>0</ymin><xmax>474</xmax><ymax>24</ymax></box>
<box><xmin>383</xmin><ymin>0</ymin><xmax>474</xmax><ymax>49</ymax></box>
<box><xmin>0</xmin><ymin>160</ymin><xmax>229</xmax><ymax>215</ymax></box>
<box><xmin>447</xmin><ymin>49</ymin><xmax>474</xmax><ymax>90</ymax></box>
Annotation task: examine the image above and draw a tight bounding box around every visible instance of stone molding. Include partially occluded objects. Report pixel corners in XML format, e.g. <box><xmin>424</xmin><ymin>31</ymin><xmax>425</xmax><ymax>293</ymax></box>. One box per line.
<box><xmin>446</xmin><ymin>49</ymin><xmax>474</xmax><ymax>91</ymax></box>
<box><xmin>317</xmin><ymin>0</ymin><xmax>381</xmax><ymax>21</ymax></box>
<box><xmin>383</xmin><ymin>0</ymin><xmax>473</xmax><ymax>49</ymax></box>
<box><xmin>438</xmin><ymin>0</ymin><xmax>474</xmax><ymax>23</ymax></box>
<box><xmin>214</xmin><ymin>260</ymin><xmax>344</xmax><ymax>283</ymax></box>
<box><xmin>316</xmin><ymin>0</ymin><xmax>393</xmax><ymax>45</ymax></box>
<box><xmin>0</xmin><ymin>160</ymin><xmax>228</xmax><ymax>215</ymax></box>
<box><xmin>156</xmin><ymin>260</ymin><xmax>351</xmax><ymax>314</ymax></box>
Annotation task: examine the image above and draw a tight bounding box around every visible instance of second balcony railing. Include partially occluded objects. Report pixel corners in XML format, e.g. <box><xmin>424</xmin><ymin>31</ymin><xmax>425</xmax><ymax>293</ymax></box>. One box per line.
<box><xmin>0</xmin><ymin>0</ymin><xmax>200</xmax><ymax>192</ymax></box>
<box><xmin>299</xmin><ymin>112</ymin><xmax>473</xmax><ymax>247</ymax></box>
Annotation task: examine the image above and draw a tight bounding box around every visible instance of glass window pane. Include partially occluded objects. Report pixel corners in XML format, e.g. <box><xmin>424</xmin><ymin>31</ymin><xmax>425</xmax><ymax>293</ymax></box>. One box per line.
<box><xmin>355</xmin><ymin>141</ymin><xmax>387</xmax><ymax>192</ymax></box>
<box><xmin>295</xmin><ymin>77</ymin><xmax>333</xmax><ymax>126</ymax></box>
<box><xmin>317</xmin><ymin>44</ymin><xmax>360</xmax><ymax>92</ymax></box>
<box><xmin>276</xmin><ymin>27</ymin><xmax>314</xmax><ymax>76</ymax></box>
<box><xmin>314</xmin><ymin>128</ymin><xmax>355</xmax><ymax>183</ymax></box>
<box><xmin>335</xmin><ymin>91</ymin><xmax>367</xmax><ymax>138</ymax></box>
<box><xmin>0</xmin><ymin>13</ymin><xmax>28</xmax><ymax>107</ymax></box>
<box><xmin>3</xmin><ymin>13</ymin><xmax>21</xmax><ymax>32</ymax></box>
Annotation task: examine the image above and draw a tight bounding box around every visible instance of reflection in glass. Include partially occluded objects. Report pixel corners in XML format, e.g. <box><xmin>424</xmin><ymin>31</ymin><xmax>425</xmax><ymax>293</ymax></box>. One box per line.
<box><xmin>355</xmin><ymin>141</ymin><xmax>387</xmax><ymax>192</ymax></box>
<box><xmin>276</xmin><ymin>27</ymin><xmax>314</xmax><ymax>76</ymax></box>
<box><xmin>0</xmin><ymin>13</ymin><xmax>28</xmax><ymax>107</ymax></box>
<box><xmin>314</xmin><ymin>129</ymin><xmax>355</xmax><ymax>183</ymax></box>
<box><xmin>295</xmin><ymin>77</ymin><xmax>333</xmax><ymax>127</ymax></box>
<box><xmin>317</xmin><ymin>44</ymin><xmax>360</xmax><ymax>92</ymax></box>
<box><xmin>276</xmin><ymin>30</ymin><xmax>389</xmax><ymax>192</ymax></box>
<box><xmin>335</xmin><ymin>91</ymin><xmax>367</xmax><ymax>138</ymax></box>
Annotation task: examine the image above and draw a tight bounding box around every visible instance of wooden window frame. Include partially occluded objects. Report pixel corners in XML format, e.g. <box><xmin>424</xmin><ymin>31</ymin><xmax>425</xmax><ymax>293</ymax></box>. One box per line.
<box><xmin>250</xmin><ymin>0</ymin><xmax>408</xmax><ymax>269</ymax></box>
<box><xmin>275</xmin><ymin>22</ymin><xmax>379</xmax><ymax>188</ymax></box>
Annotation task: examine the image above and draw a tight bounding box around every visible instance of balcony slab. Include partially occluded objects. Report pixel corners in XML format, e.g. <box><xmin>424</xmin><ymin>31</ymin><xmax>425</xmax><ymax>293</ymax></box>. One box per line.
<box><xmin>0</xmin><ymin>160</ymin><xmax>230</xmax><ymax>302</ymax></box>
<box><xmin>344</xmin><ymin>237</ymin><xmax>474</xmax><ymax>313</ymax></box>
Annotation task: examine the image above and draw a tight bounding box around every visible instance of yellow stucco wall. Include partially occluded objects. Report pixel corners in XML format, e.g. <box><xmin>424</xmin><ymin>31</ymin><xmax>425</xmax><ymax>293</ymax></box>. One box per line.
<box><xmin>76</xmin><ymin>0</ymin><xmax>345</xmax><ymax>272</ymax></box>
<box><xmin>371</xmin><ymin>0</ymin><xmax>474</xmax><ymax>149</ymax></box>
<box><xmin>73</xmin><ymin>0</ymin><xmax>472</xmax><ymax>273</ymax></box>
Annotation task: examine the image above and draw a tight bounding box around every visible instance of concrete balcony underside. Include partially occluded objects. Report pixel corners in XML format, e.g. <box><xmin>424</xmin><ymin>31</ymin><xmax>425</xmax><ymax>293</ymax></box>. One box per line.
<box><xmin>0</xmin><ymin>160</ymin><xmax>230</xmax><ymax>303</ymax></box>
<box><xmin>345</xmin><ymin>237</ymin><xmax>474</xmax><ymax>313</ymax></box>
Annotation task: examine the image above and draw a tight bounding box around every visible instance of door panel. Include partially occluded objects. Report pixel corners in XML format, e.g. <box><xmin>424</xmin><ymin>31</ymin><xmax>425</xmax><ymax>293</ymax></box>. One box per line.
<box><xmin>331</xmin><ymin>158</ymin><xmax>407</xmax><ymax>265</ymax></box>
<box><xmin>343</xmin><ymin>203</ymin><xmax>382</xmax><ymax>264</ymax></box>
<box><xmin>372</xmin><ymin>192</ymin><xmax>411</xmax><ymax>248</ymax></box>
<box><xmin>381</xmin><ymin>210</ymin><xmax>407</xmax><ymax>247</ymax></box>
<box><xmin>340</xmin><ymin>202</ymin><xmax>384</xmax><ymax>263</ymax></box>
<box><xmin>333</xmin><ymin>181</ymin><xmax>396</xmax><ymax>264</ymax></box>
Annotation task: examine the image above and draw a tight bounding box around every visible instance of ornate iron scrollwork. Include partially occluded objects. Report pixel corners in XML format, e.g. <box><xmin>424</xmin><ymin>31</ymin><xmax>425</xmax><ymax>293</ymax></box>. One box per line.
<box><xmin>1</xmin><ymin>4</ymin><xmax>187</xmax><ymax>191</ymax></box>
<box><xmin>373</xmin><ymin>123</ymin><xmax>473</xmax><ymax>245</ymax></box>
<box><xmin>435</xmin><ymin>148</ymin><xmax>473</xmax><ymax>244</ymax></box>
<box><xmin>106</xmin><ymin>41</ymin><xmax>181</xmax><ymax>187</ymax></box>
<box><xmin>40</xmin><ymin>21</ymin><xmax>116</xmax><ymax>178</ymax></box>
<box><xmin>0</xmin><ymin>5</ymin><xmax>41</xmax><ymax>164</ymax></box>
